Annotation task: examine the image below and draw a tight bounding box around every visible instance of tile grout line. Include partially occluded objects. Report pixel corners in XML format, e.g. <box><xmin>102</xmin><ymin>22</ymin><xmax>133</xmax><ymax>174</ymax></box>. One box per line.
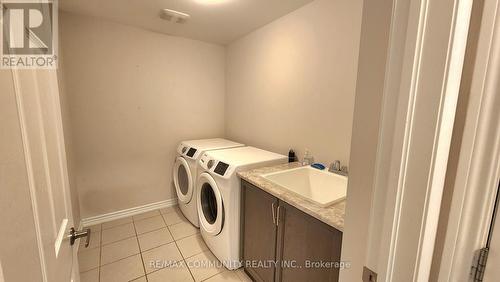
<box><xmin>143</xmin><ymin>258</ymin><xmax>186</xmax><ymax>277</ymax></box>
<box><xmin>139</xmin><ymin>210</ymin><xmax>184</xmax><ymax>278</ymax></box>
<box><xmin>173</xmin><ymin>227</ymin><xmax>240</xmax><ymax>282</ymax></box>
<box><xmin>100</xmin><ymin>209</ymin><xmax>164</xmax><ymax>232</ymax></box>
<box><xmin>102</xmin><ymin>225</ymin><xmax>170</xmax><ymax>248</ymax></box>
<box><xmin>86</xmin><ymin>208</ymin><xmax>243</xmax><ymax>282</ymax></box>
<box><xmin>134</xmin><ymin>213</ymin><xmax>171</xmax><ymax>237</ymax></box>
<box><xmin>97</xmin><ymin>207</ymin><xmax>177</xmax><ymax>231</ymax></box>
<box><xmin>139</xmin><ymin>241</ymin><xmax>175</xmax><ymax>254</ymax></box>
<box><xmin>195</xmin><ymin>249</ymin><xmax>228</xmax><ymax>282</ymax></box>
<box><xmin>132</xmin><ymin>212</ymin><xmax>162</xmax><ymax>223</ymax></box>
<box><xmin>139</xmin><ymin>208</ymin><xmax>181</xmax><ymax>280</ymax></box>
<box><xmin>101</xmin><ymin>220</ymin><xmax>133</xmax><ymax>231</ymax></box>
<box><xmin>169</xmin><ymin>235</ymin><xmax>190</xmax><ymax>277</ymax></box>
<box><xmin>165</xmin><ymin>214</ymin><xmax>197</xmax><ymax>282</ymax></box>
<box><xmin>97</xmin><ymin>211</ymin><xmax>176</xmax><ymax>274</ymax></box>
<box><xmin>101</xmin><ymin>218</ymin><xmax>168</xmax><ymax>247</ymax></box>
<box><xmin>100</xmin><ymin>253</ymin><xmax>141</xmax><ymax>268</ymax></box>
<box><xmin>200</xmin><ymin>270</ymin><xmax>223</xmax><ymax>282</ymax></box>
<box><xmin>136</xmin><ymin>226</ymin><xmax>167</xmax><ymax>237</ymax></box>
<box><xmin>184</xmin><ymin>257</ymin><xmax>196</xmax><ymax>282</ymax></box>
<box><xmin>132</xmin><ymin>219</ymin><xmax>149</xmax><ymax>282</ymax></box>
<box><xmin>101</xmin><ymin>234</ymin><xmax>136</xmax><ymax>247</ymax></box>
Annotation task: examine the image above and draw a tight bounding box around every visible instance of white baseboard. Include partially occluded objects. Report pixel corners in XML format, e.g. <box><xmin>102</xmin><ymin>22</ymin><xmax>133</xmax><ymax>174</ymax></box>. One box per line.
<box><xmin>80</xmin><ymin>198</ymin><xmax>178</xmax><ymax>227</ymax></box>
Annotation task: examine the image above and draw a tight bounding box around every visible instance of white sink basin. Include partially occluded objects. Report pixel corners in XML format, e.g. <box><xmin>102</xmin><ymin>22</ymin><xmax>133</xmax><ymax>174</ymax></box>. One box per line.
<box><xmin>262</xmin><ymin>166</ymin><xmax>347</xmax><ymax>207</ymax></box>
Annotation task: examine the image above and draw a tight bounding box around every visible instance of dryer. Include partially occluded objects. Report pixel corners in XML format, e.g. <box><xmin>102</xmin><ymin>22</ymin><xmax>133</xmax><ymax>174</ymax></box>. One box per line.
<box><xmin>196</xmin><ymin>146</ymin><xmax>287</xmax><ymax>269</ymax></box>
<box><xmin>173</xmin><ymin>138</ymin><xmax>243</xmax><ymax>227</ymax></box>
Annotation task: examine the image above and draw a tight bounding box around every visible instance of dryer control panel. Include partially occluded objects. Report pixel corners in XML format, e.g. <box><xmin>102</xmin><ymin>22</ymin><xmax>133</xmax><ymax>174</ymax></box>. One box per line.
<box><xmin>214</xmin><ymin>162</ymin><xmax>229</xmax><ymax>176</ymax></box>
<box><xmin>199</xmin><ymin>154</ymin><xmax>235</xmax><ymax>178</ymax></box>
<box><xmin>177</xmin><ymin>143</ymin><xmax>199</xmax><ymax>160</ymax></box>
<box><xmin>186</xmin><ymin>148</ymin><xmax>197</xmax><ymax>158</ymax></box>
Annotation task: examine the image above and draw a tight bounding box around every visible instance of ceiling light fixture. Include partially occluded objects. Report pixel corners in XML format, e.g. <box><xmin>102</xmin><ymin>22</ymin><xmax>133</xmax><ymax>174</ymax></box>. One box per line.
<box><xmin>193</xmin><ymin>0</ymin><xmax>232</xmax><ymax>5</ymax></box>
<box><xmin>160</xmin><ymin>9</ymin><xmax>191</xmax><ymax>24</ymax></box>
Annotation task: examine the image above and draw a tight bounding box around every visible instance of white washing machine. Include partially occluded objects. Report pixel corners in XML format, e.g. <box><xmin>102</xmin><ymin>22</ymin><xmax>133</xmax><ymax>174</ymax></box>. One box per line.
<box><xmin>173</xmin><ymin>138</ymin><xmax>244</xmax><ymax>227</ymax></box>
<box><xmin>196</xmin><ymin>146</ymin><xmax>287</xmax><ymax>269</ymax></box>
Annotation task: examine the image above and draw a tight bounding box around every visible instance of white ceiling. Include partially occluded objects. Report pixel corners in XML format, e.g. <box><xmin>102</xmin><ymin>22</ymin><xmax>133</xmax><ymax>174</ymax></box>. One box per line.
<box><xmin>59</xmin><ymin>0</ymin><xmax>314</xmax><ymax>45</ymax></box>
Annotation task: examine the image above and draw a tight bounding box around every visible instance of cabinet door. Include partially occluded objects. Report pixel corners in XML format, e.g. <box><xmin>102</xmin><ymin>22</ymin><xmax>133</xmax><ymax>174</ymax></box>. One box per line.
<box><xmin>242</xmin><ymin>181</ymin><xmax>279</xmax><ymax>282</ymax></box>
<box><xmin>277</xmin><ymin>201</ymin><xmax>343</xmax><ymax>282</ymax></box>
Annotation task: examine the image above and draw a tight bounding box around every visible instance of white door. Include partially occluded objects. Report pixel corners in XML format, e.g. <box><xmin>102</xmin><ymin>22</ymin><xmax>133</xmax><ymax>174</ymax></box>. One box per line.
<box><xmin>173</xmin><ymin>157</ymin><xmax>194</xmax><ymax>203</ymax></box>
<box><xmin>0</xmin><ymin>68</ymin><xmax>78</xmax><ymax>282</ymax></box>
<box><xmin>197</xmin><ymin>173</ymin><xmax>224</xmax><ymax>235</ymax></box>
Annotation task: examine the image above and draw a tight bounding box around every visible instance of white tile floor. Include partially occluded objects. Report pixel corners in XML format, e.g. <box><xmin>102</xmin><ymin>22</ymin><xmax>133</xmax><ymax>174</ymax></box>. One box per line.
<box><xmin>78</xmin><ymin>206</ymin><xmax>252</xmax><ymax>282</ymax></box>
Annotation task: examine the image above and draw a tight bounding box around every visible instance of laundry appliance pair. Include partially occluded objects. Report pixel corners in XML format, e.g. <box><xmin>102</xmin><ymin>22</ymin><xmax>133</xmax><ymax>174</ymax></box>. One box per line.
<box><xmin>173</xmin><ymin>138</ymin><xmax>287</xmax><ymax>269</ymax></box>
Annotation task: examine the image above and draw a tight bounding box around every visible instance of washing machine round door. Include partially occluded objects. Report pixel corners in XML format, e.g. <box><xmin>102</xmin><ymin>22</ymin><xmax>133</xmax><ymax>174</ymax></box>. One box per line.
<box><xmin>173</xmin><ymin>157</ymin><xmax>193</xmax><ymax>204</ymax></box>
<box><xmin>197</xmin><ymin>173</ymin><xmax>224</xmax><ymax>235</ymax></box>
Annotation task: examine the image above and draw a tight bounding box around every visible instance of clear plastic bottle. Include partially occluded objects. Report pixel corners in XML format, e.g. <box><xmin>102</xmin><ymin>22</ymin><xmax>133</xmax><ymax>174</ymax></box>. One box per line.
<box><xmin>302</xmin><ymin>149</ymin><xmax>314</xmax><ymax>165</ymax></box>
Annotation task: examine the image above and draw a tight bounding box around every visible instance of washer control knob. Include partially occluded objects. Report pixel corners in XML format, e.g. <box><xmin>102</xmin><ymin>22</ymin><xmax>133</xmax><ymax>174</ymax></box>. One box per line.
<box><xmin>207</xmin><ymin>160</ymin><xmax>214</xmax><ymax>169</ymax></box>
<box><xmin>181</xmin><ymin>147</ymin><xmax>188</xmax><ymax>154</ymax></box>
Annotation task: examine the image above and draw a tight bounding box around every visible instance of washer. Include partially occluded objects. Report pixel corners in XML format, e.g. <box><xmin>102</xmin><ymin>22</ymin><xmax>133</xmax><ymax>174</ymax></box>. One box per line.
<box><xmin>173</xmin><ymin>138</ymin><xmax>244</xmax><ymax>227</ymax></box>
<box><xmin>196</xmin><ymin>146</ymin><xmax>287</xmax><ymax>269</ymax></box>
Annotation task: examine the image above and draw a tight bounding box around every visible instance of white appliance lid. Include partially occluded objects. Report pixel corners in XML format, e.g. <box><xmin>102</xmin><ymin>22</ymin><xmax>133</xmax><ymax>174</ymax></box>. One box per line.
<box><xmin>181</xmin><ymin>138</ymin><xmax>243</xmax><ymax>151</ymax></box>
<box><xmin>205</xmin><ymin>146</ymin><xmax>286</xmax><ymax>167</ymax></box>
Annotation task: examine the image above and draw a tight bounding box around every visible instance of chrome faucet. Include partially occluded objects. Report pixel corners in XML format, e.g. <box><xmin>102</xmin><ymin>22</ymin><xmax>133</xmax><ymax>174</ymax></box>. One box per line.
<box><xmin>329</xmin><ymin>160</ymin><xmax>341</xmax><ymax>172</ymax></box>
<box><xmin>329</xmin><ymin>160</ymin><xmax>348</xmax><ymax>176</ymax></box>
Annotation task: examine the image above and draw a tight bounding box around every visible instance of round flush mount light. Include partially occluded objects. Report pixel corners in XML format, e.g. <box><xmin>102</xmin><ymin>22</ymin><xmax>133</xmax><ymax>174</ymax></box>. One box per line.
<box><xmin>193</xmin><ymin>0</ymin><xmax>233</xmax><ymax>5</ymax></box>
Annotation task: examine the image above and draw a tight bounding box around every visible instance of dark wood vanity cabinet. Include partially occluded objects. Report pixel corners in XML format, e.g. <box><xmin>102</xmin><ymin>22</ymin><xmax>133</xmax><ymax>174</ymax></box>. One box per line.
<box><xmin>241</xmin><ymin>180</ymin><xmax>343</xmax><ymax>282</ymax></box>
<box><xmin>241</xmin><ymin>180</ymin><xmax>279</xmax><ymax>282</ymax></box>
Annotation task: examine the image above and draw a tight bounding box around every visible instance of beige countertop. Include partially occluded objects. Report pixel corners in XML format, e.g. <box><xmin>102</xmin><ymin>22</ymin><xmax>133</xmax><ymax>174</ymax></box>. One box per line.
<box><xmin>238</xmin><ymin>162</ymin><xmax>346</xmax><ymax>232</ymax></box>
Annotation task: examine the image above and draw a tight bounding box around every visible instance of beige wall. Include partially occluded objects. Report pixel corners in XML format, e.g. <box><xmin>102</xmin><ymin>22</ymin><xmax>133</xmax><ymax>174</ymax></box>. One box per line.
<box><xmin>225</xmin><ymin>0</ymin><xmax>362</xmax><ymax>165</ymax></box>
<box><xmin>60</xmin><ymin>13</ymin><xmax>226</xmax><ymax>218</ymax></box>
<box><xmin>57</xmin><ymin>19</ymin><xmax>81</xmax><ymax>224</ymax></box>
<box><xmin>62</xmin><ymin>0</ymin><xmax>363</xmax><ymax>219</ymax></box>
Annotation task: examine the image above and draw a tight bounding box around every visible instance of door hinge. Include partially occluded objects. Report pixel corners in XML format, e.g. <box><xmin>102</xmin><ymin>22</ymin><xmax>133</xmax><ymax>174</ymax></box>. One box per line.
<box><xmin>362</xmin><ymin>266</ymin><xmax>377</xmax><ymax>282</ymax></box>
<box><xmin>471</xmin><ymin>247</ymin><xmax>489</xmax><ymax>281</ymax></box>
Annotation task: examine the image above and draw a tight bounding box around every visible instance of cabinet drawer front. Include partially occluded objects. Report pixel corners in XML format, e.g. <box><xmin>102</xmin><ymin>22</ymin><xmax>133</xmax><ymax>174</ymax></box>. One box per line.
<box><xmin>242</xmin><ymin>181</ymin><xmax>278</xmax><ymax>282</ymax></box>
